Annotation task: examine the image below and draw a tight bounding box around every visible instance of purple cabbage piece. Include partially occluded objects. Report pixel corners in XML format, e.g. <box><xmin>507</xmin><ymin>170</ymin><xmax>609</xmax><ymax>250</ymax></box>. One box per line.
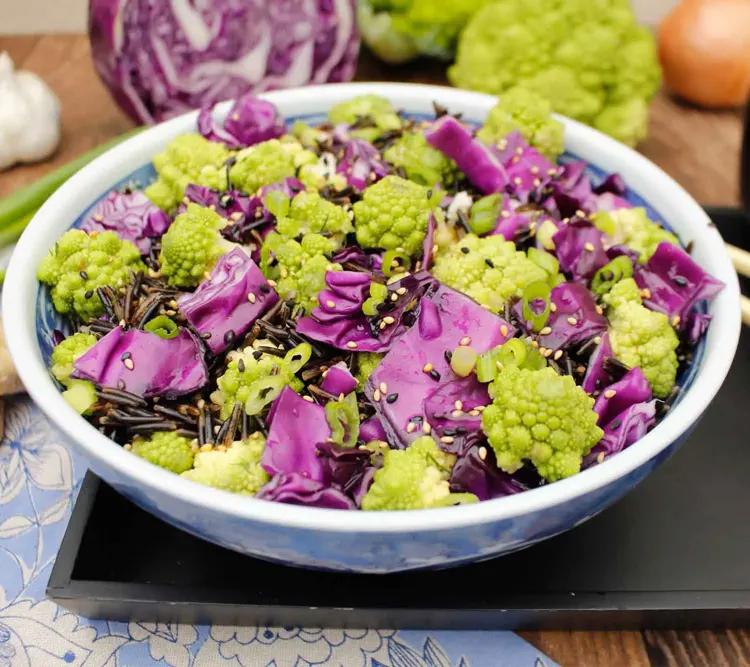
<box><xmin>260</xmin><ymin>177</ymin><xmax>306</xmax><ymax>201</ymax></box>
<box><xmin>332</xmin><ymin>246</ymin><xmax>383</xmax><ymax>273</ymax></box>
<box><xmin>81</xmin><ymin>190</ymin><xmax>170</xmax><ymax>255</ymax></box>
<box><xmin>548</xmin><ymin>159</ymin><xmax>595</xmax><ymax>217</ymax></box>
<box><xmin>594</xmin><ymin>173</ymin><xmax>627</xmax><ymax>196</ymax></box>
<box><xmin>422</xmin><ymin>376</ymin><xmax>489</xmax><ymax>451</ymax></box>
<box><xmin>176</xmin><ymin>249</ymin><xmax>278</xmax><ymax>355</ymax></box>
<box><xmin>336</xmin><ymin>138</ymin><xmax>389</xmax><ymax>191</ymax></box>
<box><xmin>366</xmin><ymin>284</ymin><xmax>514</xmax><ymax>447</ymax></box>
<box><xmin>593</xmin><ymin>367</ymin><xmax>652</xmax><ymax>426</ymax></box>
<box><xmin>255</xmin><ymin>473</ymin><xmax>355</xmax><ymax>510</ymax></box>
<box><xmin>491</xmin><ymin>201</ymin><xmax>558</xmax><ymax>242</ymax></box>
<box><xmin>296</xmin><ymin>271</ymin><xmax>439</xmax><ymax>353</ymax></box>
<box><xmin>425</xmin><ymin>116</ymin><xmax>509</xmax><ymax>194</ymax></box>
<box><xmin>582</xmin><ymin>332</ymin><xmax>613</xmax><ymax>394</ymax></box>
<box><xmin>198</xmin><ymin>93</ymin><xmax>285</xmax><ymax>148</ymax></box>
<box><xmin>553</xmin><ymin>220</ymin><xmax>609</xmax><ymax>281</ymax></box>
<box><xmin>684</xmin><ymin>311</ymin><xmax>712</xmax><ymax>345</ymax></box>
<box><xmin>316</xmin><ymin>439</ymin><xmax>378</xmax><ymax>500</ymax></box>
<box><xmin>514</xmin><ymin>282</ymin><xmax>607</xmax><ymax>352</ymax></box>
<box><xmin>352</xmin><ymin>467</ymin><xmax>377</xmax><ymax>507</ymax></box>
<box><xmin>180</xmin><ymin>185</ymin><xmax>260</xmax><ymax>223</ymax></box>
<box><xmin>502</xmin><ymin>142</ymin><xmax>556</xmax><ymax>203</ymax></box>
<box><xmin>583</xmin><ymin>400</ymin><xmax>658</xmax><ymax>468</ymax></box>
<box><xmin>635</xmin><ymin>242</ymin><xmax>724</xmax><ymax>331</ymax></box>
<box><xmin>320</xmin><ymin>362</ymin><xmax>358</xmax><ymax>398</ymax></box>
<box><xmin>72</xmin><ymin>326</ymin><xmax>207</xmax><ymax>398</ymax></box>
<box><xmin>89</xmin><ymin>0</ymin><xmax>360</xmax><ymax>124</ymax></box>
<box><xmin>261</xmin><ymin>387</ymin><xmax>330</xmax><ymax>482</ymax></box>
<box><xmin>595</xmin><ymin>192</ymin><xmax>634</xmax><ymax>212</ymax></box>
<box><xmin>606</xmin><ymin>244</ymin><xmax>641</xmax><ymax>264</ymax></box>
<box><xmin>450</xmin><ymin>442</ymin><xmax>530</xmax><ymax>501</ymax></box>
<box><xmin>359</xmin><ymin>415</ymin><xmax>387</xmax><ymax>443</ymax></box>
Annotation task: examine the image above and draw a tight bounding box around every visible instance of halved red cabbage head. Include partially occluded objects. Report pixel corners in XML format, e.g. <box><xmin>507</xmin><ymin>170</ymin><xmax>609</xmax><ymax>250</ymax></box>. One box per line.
<box><xmin>583</xmin><ymin>400</ymin><xmax>658</xmax><ymax>469</ymax></box>
<box><xmin>593</xmin><ymin>367</ymin><xmax>652</xmax><ymax>426</ymax></box>
<box><xmin>81</xmin><ymin>190</ymin><xmax>170</xmax><ymax>255</ymax></box>
<box><xmin>177</xmin><ymin>249</ymin><xmax>278</xmax><ymax>354</ymax></box>
<box><xmin>255</xmin><ymin>473</ymin><xmax>355</xmax><ymax>510</ymax></box>
<box><xmin>72</xmin><ymin>326</ymin><xmax>207</xmax><ymax>397</ymax></box>
<box><xmin>635</xmin><ymin>241</ymin><xmax>724</xmax><ymax>331</ymax></box>
<box><xmin>89</xmin><ymin>0</ymin><xmax>360</xmax><ymax>123</ymax></box>
<box><xmin>366</xmin><ymin>284</ymin><xmax>514</xmax><ymax>447</ymax></box>
<box><xmin>553</xmin><ymin>220</ymin><xmax>609</xmax><ymax>281</ymax></box>
<box><xmin>198</xmin><ymin>94</ymin><xmax>285</xmax><ymax>148</ymax></box>
<box><xmin>336</xmin><ymin>138</ymin><xmax>390</xmax><ymax>191</ymax></box>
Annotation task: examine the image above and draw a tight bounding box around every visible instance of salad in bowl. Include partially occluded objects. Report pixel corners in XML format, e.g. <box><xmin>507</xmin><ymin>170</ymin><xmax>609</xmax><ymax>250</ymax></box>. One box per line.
<box><xmin>5</xmin><ymin>83</ymin><xmax>738</xmax><ymax>572</ymax></box>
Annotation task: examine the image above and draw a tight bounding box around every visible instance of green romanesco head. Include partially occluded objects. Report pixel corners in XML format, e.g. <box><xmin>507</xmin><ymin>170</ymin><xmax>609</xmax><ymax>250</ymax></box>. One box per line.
<box><xmin>354</xmin><ymin>352</ymin><xmax>384</xmax><ymax>387</ymax></box>
<box><xmin>431</xmin><ymin>233</ymin><xmax>548</xmax><ymax>312</ymax></box>
<box><xmin>261</xmin><ymin>232</ymin><xmax>341</xmax><ymax>305</ymax></box>
<box><xmin>482</xmin><ymin>366</ymin><xmax>603</xmax><ymax>482</ymax></box>
<box><xmin>448</xmin><ymin>0</ymin><xmax>661</xmax><ymax>146</ymax></box>
<box><xmin>210</xmin><ymin>344</ymin><xmax>305</xmax><ymax>420</ymax></box>
<box><xmin>476</xmin><ymin>87</ymin><xmax>565</xmax><ymax>160</ymax></box>
<box><xmin>229</xmin><ymin>139</ymin><xmax>297</xmax><ymax>194</ymax></box>
<box><xmin>358</xmin><ymin>0</ymin><xmax>490</xmax><ymax>63</ymax></box>
<box><xmin>145</xmin><ymin>134</ymin><xmax>231</xmax><ymax>212</ymax></box>
<box><xmin>50</xmin><ymin>332</ymin><xmax>97</xmax><ymax>385</ymax></box>
<box><xmin>383</xmin><ymin>131</ymin><xmax>459</xmax><ymax>187</ymax></box>
<box><xmin>181</xmin><ymin>434</ymin><xmax>269</xmax><ymax>495</ymax></box>
<box><xmin>131</xmin><ymin>431</ymin><xmax>195</xmax><ymax>474</ymax></box>
<box><xmin>353</xmin><ymin>175</ymin><xmax>435</xmax><ymax>255</ymax></box>
<box><xmin>361</xmin><ymin>436</ymin><xmax>478</xmax><ymax>510</ymax></box>
<box><xmin>603</xmin><ymin>278</ymin><xmax>679</xmax><ymax>398</ymax></box>
<box><xmin>37</xmin><ymin>230</ymin><xmax>145</xmax><ymax>320</ymax></box>
<box><xmin>597</xmin><ymin>208</ymin><xmax>679</xmax><ymax>262</ymax></box>
<box><xmin>275</xmin><ymin>191</ymin><xmax>353</xmax><ymax>241</ymax></box>
<box><xmin>158</xmin><ymin>203</ymin><xmax>235</xmax><ymax>288</ymax></box>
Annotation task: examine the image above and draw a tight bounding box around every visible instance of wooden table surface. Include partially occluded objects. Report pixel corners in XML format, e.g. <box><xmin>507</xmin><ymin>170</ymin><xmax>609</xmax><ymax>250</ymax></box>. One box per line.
<box><xmin>1</xmin><ymin>34</ymin><xmax>748</xmax><ymax>667</ymax></box>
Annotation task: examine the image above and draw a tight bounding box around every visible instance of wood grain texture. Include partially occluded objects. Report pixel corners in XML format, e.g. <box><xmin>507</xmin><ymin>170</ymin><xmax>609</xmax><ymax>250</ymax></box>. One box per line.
<box><xmin>0</xmin><ymin>34</ymin><xmax>748</xmax><ymax>667</ymax></box>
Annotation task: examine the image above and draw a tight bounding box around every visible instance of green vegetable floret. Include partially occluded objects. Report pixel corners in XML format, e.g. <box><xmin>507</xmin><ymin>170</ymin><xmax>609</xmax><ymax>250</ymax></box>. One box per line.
<box><xmin>449</xmin><ymin>0</ymin><xmax>661</xmax><ymax>146</ymax></box>
<box><xmin>383</xmin><ymin>131</ymin><xmax>459</xmax><ymax>187</ymax></box>
<box><xmin>145</xmin><ymin>134</ymin><xmax>231</xmax><ymax>212</ymax></box>
<box><xmin>210</xmin><ymin>344</ymin><xmax>304</xmax><ymax>420</ymax></box>
<box><xmin>131</xmin><ymin>431</ymin><xmax>195</xmax><ymax>474</ymax></box>
<box><xmin>477</xmin><ymin>87</ymin><xmax>565</xmax><ymax>160</ymax></box>
<box><xmin>182</xmin><ymin>434</ymin><xmax>269</xmax><ymax>495</ymax></box>
<box><xmin>354</xmin><ymin>352</ymin><xmax>384</xmax><ymax>387</ymax></box>
<box><xmin>432</xmin><ymin>234</ymin><xmax>548</xmax><ymax>312</ymax></box>
<box><xmin>289</xmin><ymin>120</ymin><xmax>328</xmax><ymax>149</ymax></box>
<box><xmin>229</xmin><ymin>139</ymin><xmax>298</xmax><ymax>194</ymax></box>
<box><xmin>37</xmin><ymin>230</ymin><xmax>145</xmax><ymax>320</ymax></box>
<box><xmin>482</xmin><ymin>366</ymin><xmax>603</xmax><ymax>482</ymax></box>
<box><xmin>353</xmin><ymin>175</ymin><xmax>435</xmax><ymax>256</ymax></box>
<box><xmin>50</xmin><ymin>332</ymin><xmax>98</xmax><ymax>414</ymax></box>
<box><xmin>261</xmin><ymin>232</ymin><xmax>341</xmax><ymax>305</ymax></box>
<box><xmin>603</xmin><ymin>278</ymin><xmax>679</xmax><ymax>399</ymax></box>
<box><xmin>327</xmin><ymin>94</ymin><xmax>402</xmax><ymax>142</ymax></box>
<box><xmin>158</xmin><ymin>203</ymin><xmax>235</xmax><ymax>288</ymax></box>
<box><xmin>595</xmin><ymin>207</ymin><xmax>679</xmax><ymax>262</ymax></box>
<box><xmin>361</xmin><ymin>436</ymin><xmax>478</xmax><ymax>511</ymax></box>
<box><xmin>275</xmin><ymin>191</ymin><xmax>353</xmax><ymax>241</ymax></box>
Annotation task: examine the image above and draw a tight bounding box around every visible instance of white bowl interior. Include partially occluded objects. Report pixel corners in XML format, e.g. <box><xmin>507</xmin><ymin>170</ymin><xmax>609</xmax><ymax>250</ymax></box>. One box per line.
<box><xmin>3</xmin><ymin>82</ymin><xmax>741</xmax><ymax>534</ymax></box>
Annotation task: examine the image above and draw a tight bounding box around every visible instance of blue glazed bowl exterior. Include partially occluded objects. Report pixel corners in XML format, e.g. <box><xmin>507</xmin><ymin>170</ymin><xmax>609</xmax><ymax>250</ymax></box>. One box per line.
<box><xmin>7</xmin><ymin>84</ymin><xmax>740</xmax><ymax>573</ymax></box>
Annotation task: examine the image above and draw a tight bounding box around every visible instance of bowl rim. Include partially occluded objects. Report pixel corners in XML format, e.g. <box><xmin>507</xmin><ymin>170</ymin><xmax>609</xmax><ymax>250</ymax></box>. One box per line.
<box><xmin>3</xmin><ymin>81</ymin><xmax>741</xmax><ymax>534</ymax></box>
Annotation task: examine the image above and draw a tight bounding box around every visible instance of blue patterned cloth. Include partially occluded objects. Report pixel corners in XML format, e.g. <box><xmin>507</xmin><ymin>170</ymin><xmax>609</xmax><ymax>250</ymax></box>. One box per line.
<box><xmin>0</xmin><ymin>396</ymin><xmax>557</xmax><ymax>666</ymax></box>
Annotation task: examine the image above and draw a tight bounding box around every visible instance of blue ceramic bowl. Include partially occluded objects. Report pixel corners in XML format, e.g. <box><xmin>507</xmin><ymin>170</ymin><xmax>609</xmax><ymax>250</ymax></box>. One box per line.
<box><xmin>4</xmin><ymin>83</ymin><xmax>741</xmax><ymax>573</ymax></box>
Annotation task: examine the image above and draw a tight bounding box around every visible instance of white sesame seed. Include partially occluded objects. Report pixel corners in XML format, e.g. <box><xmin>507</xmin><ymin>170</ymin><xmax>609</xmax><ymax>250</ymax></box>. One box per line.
<box><xmin>597</xmin><ymin>452</ymin><xmax>605</xmax><ymax>463</ymax></box>
<box><xmin>567</xmin><ymin>317</ymin><xmax>578</xmax><ymax>325</ymax></box>
<box><xmin>594</xmin><ymin>336</ymin><xmax>602</xmax><ymax>345</ymax></box>
<box><xmin>406</xmin><ymin>423</ymin><xmax>416</xmax><ymax>433</ymax></box>
<box><xmin>604</xmin><ymin>389</ymin><xmax>617</xmax><ymax>399</ymax></box>
<box><xmin>200</xmin><ymin>443</ymin><xmax>213</xmax><ymax>452</ymax></box>
<box><xmin>422</xmin><ymin>422</ymin><xmax>432</xmax><ymax>434</ymax></box>
<box><xmin>539</xmin><ymin>346</ymin><xmax>547</xmax><ymax>356</ymax></box>
<box><xmin>326</xmin><ymin>300</ymin><xmax>335</xmax><ymax>308</ymax></box>
<box><xmin>423</xmin><ymin>363</ymin><xmax>434</xmax><ymax>373</ymax></box>
<box><xmin>303</xmin><ymin>395</ymin><xmax>314</xmax><ymax>402</ymax></box>
<box><xmin>124</xmin><ymin>443</ymin><xmax>132</xmax><ymax>451</ymax></box>
<box><xmin>373</xmin><ymin>389</ymin><xmax>381</xmax><ymax>401</ymax></box>
<box><xmin>391</xmin><ymin>293</ymin><xmax>398</xmax><ymax>302</ymax></box>
<box><xmin>672</xmin><ymin>315</ymin><xmax>681</xmax><ymax>326</ymax></box>
<box><xmin>584</xmin><ymin>242</ymin><xmax>595</xmax><ymax>252</ymax></box>
<box><xmin>451</xmin><ymin>410</ymin><xmax>463</xmax><ymax>417</ymax></box>
<box><xmin>513</xmin><ymin>177</ymin><xmax>523</xmax><ymax>185</ymax></box>
<box><xmin>441</xmin><ymin>436</ymin><xmax>455</xmax><ymax>444</ymax></box>
<box><xmin>247</xmin><ymin>292</ymin><xmax>257</xmax><ymax>303</ymax></box>
<box><xmin>396</xmin><ymin>287</ymin><xmax>407</xmax><ymax>295</ymax></box>
<box><xmin>530</xmin><ymin>166</ymin><xmax>539</xmax><ymax>175</ymax></box>
<box><xmin>123</xmin><ymin>358</ymin><xmax>135</xmax><ymax>370</ymax></box>
<box><xmin>459</xmin><ymin>336</ymin><xmax>471</xmax><ymax>346</ymax></box>
<box><xmin>267</xmin><ymin>279</ymin><xmax>277</xmax><ymax>287</ymax></box>
<box><xmin>379</xmin><ymin>321</ymin><xmax>387</xmax><ymax>330</ymax></box>
<box><xmin>379</xmin><ymin>382</ymin><xmax>388</xmax><ymax>394</ymax></box>
<box><xmin>595</xmin><ymin>305</ymin><xmax>604</xmax><ymax>315</ymax></box>
<box><xmin>383</xmin><ymin>316</ymin><xmax>395</xmax><ymax>324</ymax></box>
<box><xmin>576</xmin><ymin>210</ymin><xmax>587</xmax><ymax>218</ymax></box>
<box><xmin>641</xmin><ymin>288</ymin><xmax>652</xmax><ymax>299</ymax></box>
<box><xmin>280</xmin><ymin>267</ymin><xmax>289</xmax><ymax>278</ymax></box>
<box><xmin>543</xmin><ymin>348</ymin><xmax>553</xmax><ymax>358</ymax></box>
<box><xmin>539</xmin><ymin>326</ymin><xmax>552</xmax><ymax>336</ymax></box>
<box><xmin>469</xmin><ymin>409</ymin><xmax>480</xmax><ymax>416</ymax></box>
<box><xmin>203</xmin><ymin>271</ymin><xmax>212</xmax><ymax>280</ymax></box>
<box><xmin>550</xmin><ymin>302</ymin><xmax>558</xmax><ymax>312</ymax></box>
<box><xmin>554</xmin><ymin>350</ymin><xmax>563</xmax><ymax>360</ymax></box>
<box><xmin>346</xmin><ymin>341</ymin><xmax>358</xmax><ymax>349</ymax></box>
<box><xmin>479</xmin><ymin>446</ymin><xmax>487</xmax><ymax>460</ymax></box>
<box><xmin>455</xmin><ymin>400</ymin><xmax>463</xmax><ymax>410</ymax></box>
<box><xmin>531</xmin><ymin>340</ymin><xmax>539</xmax><ymax>348</ymax></box>
<box><xmin>500</xmin><ymin>325</ymin><xmax>509</xmax><ymax>337</ymax></box>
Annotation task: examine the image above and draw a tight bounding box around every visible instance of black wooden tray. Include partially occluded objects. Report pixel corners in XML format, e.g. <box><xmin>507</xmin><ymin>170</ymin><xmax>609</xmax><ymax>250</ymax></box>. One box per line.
<box><xmin>46</xmin><ymin>208</ymin><xmax>750</xmax><ymax>630</ymax></box>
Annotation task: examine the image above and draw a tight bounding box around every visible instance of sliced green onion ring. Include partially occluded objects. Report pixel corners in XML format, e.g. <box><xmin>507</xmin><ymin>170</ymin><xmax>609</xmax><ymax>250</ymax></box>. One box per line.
<box><xmin>283</xmin><ymin>342</ymin><xmax>312</xmax><ymax>374</ymax></box>
<box><xmin>469</xmin><ymin>193</ymin><xmax>504</xmax><ymax>236</ymax></box>
<box><xmin>362</xmin><ymin>281</ymin><xmax>389</xmax><ymax>316</ymax></box>
<box><xmin>522</xmin><ymin>281</ymin><xmax>552</xmax><ymax>332</ymax></box>
<box><xmin>591</xmin><ymin>255</ymin><xmax>633</xmax><ymax>295</ymax></box>
<box><xmin>144</xmin><ymin>315</ymin><xmax>179</xmax><ymax>339</ymax></box>
<box><xmin>325</xmin><ymin>396</ymin><xmax>360</xmax><ymax>448</ymax></box>
<box><xmin>497</xmin><ymin>338</ymin><xmax>528</xmax><ymax>369</ymax></box>
<box><xmin>476</xmin><ymin>349</ymin><xmax>500</xmax><ymax>383</ymax></box>
<box><xmin>382</xmin><ymin>250</ymin><xmax>412</xmax><ymax>277</ymax></box>
<box><xmin>528</xmin><ymin>247</ymin><xmax>559</xmax><ymax>277</ymax></box>
<box><xmin>244</xmin><ymin>375</ymin><xmax>287</xmax><ymax>416</ymax></box>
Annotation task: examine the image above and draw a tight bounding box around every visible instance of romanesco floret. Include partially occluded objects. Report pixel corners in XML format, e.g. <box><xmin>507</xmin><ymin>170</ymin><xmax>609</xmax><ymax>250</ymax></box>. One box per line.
<box><xmin>361</xmin><ymin>436</ymin><xmax>478</xmax><ymax>510</ymax></box>
<box><xmin>261</xmin><ymin>232</ymin><xmax>341</xmax><ymax>305</ymax></box>
<box><xmin>598</xmin><ymin>207</ymin><xmax>679</xmax><ymax>262</ymax></box>
<box><xmin>383</xmin><ymin>131</ymin><xmax>459</xmax><ymax>187</ymax></box>
<box><xmin>210</xmin><ymin>345</ymin><xmax>304</xmax><ymax>420</ymax></box>
<box><xmin>431</xmin><ymin>233</ymin><xmax>548</xmax><ymax>312</ymax></box>
<box><xmin>482</xmin><ymin>366</ymin><xmax>603</xmax><ymax>482</ymax></box>
<box><xmin>289</xmin><ymin>120</ymin><xmax>328</xmax><ymax>148</ymax></box>
<box><xmin>229</xmin><ymin>139</ymin><xmax>297</xmax><ymax>194</ymax></box>
<box><xmin>275</xmin><ymin>191</ymin><xmax>353</xmax><ymax>241</ymax></box>
<box><xmin>50</xmin><ymin>332</ymin><xmax>97</xmax><ymax>384</ymax></box>
<box><xmin>158</xmin><ymin>203</ymin><xmax>235</xmax><ymax>287</ymax></box>
<box><xmin>131</xmin><ymin>431</ymin><xmax>195</xmax><ymax>474</ymax></box>
<box><xmin>181</xmin><ymin>435</ymin><xmax>269</xmax><ymax>495</ymax></box>
<box><xmin>145</xmin><ymin>134</ymin><xmax>231</xmax><ymax>212</ymax></box>
<box><xmin>354</xmin><ymin>352</ymin><xmax>384</xmax><ymax>387</ymax></box>
<box><xmin>476</xmin><ymin>87</ymin><xmax>565</xmax><ymax>160</ymax></box>
<box><xmin>353</xmin><ymin>175</ymin><xmax>434</xmax><ymax>255</ymax></box>
<box><xmin>37</xmin><ymin>230</ymin><xmax>145</xmax><ymax>319</ymax></box>
<box><xmin>449</xmin><ymin>0</ymin><xmax>661</xmax><ymax>146</ymax></box>
<box><xmin>603</xmin><ymin>278</ymin><xmax>679</xmax><ymax>398</ymax></box>
<box><xmin>327</xmin><ymin>94</ymin><xmax>402</xmax><ymax>142</ymax></box>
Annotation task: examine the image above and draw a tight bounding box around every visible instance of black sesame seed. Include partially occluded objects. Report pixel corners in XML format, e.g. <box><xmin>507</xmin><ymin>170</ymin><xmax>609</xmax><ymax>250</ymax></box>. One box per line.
<box><xmin>444</xmin><ymin>350</ymin><xmax>453</xmax><ymax>363</ymax></box>
<box><xmin>485</xmin><ymin>258</ymin><xmax>495</xmax><ymax>268</ymax></box>
<box><xmin>443</xmin><ymin>428</ymin><xmax>457</xmax><ymax>436</ymax></box>
<box><xmin>609</xmin><ymin>419</ymin><xmax>622</xmax><ymax>430</ymax></box>
<box><xmin>117</xmin><ymin>379</ymin><xmax>126</xmax><ymax>390</ymax></box>
<box><xmin>120</xmin><ymin>352</ymin><xmax>131</xmax><ymax>360</ymax></box>
<box><xmin>674</xmin><ymin>275</ymin><xmax>688</xmax><ymax>287</ymax></box>
<box><xmin>238</xmin><ymin>359</ymin><xmax>245</xmax><ymax>373</ymax></box>
<box><xmin>409</xmin><ymin>415</ymin><xmax>423</xmax><ymax>423</ymax></box>
<box><xmin>224</xmin><ymin>330</ymin><xmax>235</xmax><ymax>344</ymax></box>
<box><xmin>253</xmin><ymin>350</ymin><xmax>263</xmax><ymax>360</ymax></box>
<box><xmin>460</xmin><ymin>247</ymin><xmax>470</xmax><ymax>254</ymax></box>
<box><xmin>455</xmin><ymin>427</ymin><xmax>467</xmax><ymax>435</ymax></box>
<box><xmin>79</xmin><ymin>270</ymin><xmax>88</xmax><ymax>280</ymax></box>
<box><xmin>84</xmin><ymin>290</ymin><xmax>93</xmax><ymax>299</ymax></box>
<box><xmin>386</xmin><ymin>393</ymin><xmax>399</xmax><ymax>403</ymax></box>
<box><xmin>428</xmin><ymin>369</ymin><xmax>441</xmax><ymax>381</ymax></box>
<box><xmin>259</xmin><ymin>284</ymin><xmax>271</xmax><ymax>294</ymax></box>
<box><xmin>201</xmin><ymin>332</ymin><xmax>212</xmax><ymax>339</ymax></box>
